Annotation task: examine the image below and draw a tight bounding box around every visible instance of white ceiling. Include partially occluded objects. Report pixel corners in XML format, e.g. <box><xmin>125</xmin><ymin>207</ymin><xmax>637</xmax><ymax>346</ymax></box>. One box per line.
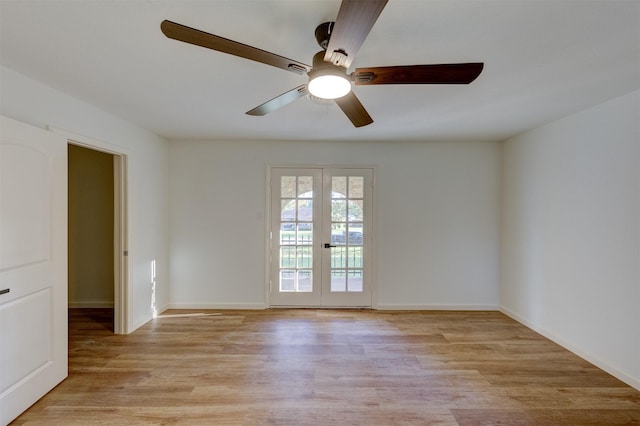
<box><xmin>1</xmin><ymin>0</ymin><xmax>639</xmax><ymax>142</ymax></box>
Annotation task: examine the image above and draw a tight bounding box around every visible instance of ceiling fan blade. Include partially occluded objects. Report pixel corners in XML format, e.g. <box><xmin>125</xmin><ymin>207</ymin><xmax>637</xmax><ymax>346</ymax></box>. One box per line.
<box><xmin>334</xmin><ymin>91</ymin><xmax>373</xmax><ymax>127</ymax></box>
<box><xmin>246</xmin><ymin>85</ymin><xmax>308</xmax><ymax>116</ymax></box>
<box><xmin>324</xmin><ymin>0</ymin><xmax>388</xmax><ymax>68</ymax></box>
<box><xmin>353</xmin><ymin>63</ymin><xmax>484</xmax><ymax>85</ymax></box>
<box><xmin>161</xmin><ymin>20</ymin><xmax>311</xmax><ymax>75</ymax></box>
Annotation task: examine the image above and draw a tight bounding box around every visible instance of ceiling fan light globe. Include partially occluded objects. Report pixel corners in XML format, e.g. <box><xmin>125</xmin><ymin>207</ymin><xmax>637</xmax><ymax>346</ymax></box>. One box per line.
<box><xmin>308</xmin><ymin>74</ymin><xmax>351</xmax><ymax>100</ymax></box>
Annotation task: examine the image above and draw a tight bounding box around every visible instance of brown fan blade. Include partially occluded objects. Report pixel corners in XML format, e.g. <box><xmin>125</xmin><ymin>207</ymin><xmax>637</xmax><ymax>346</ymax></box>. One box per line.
<box><xmin>324</xmin><ymin>0</ymin><xmax>388</xmax><ymax>68</ymax></box>
<box><xmin>334</xmin><ymin>91</ymin><xmax>373</xmax><ymax>127</ymax></box>
<box><xmin>353</xmin><ymin>63</ymin><xmax>484</xmax><ymax>85</ymax></box>
<box><xmin>246</xmin><ymin>85</ymin><xmax>308</xmax><ymax>116</ymax></box>
<box><xmin>161</xmin><ymin>20</ymin><xmax>311</xmax><ymax>75</ymax></box>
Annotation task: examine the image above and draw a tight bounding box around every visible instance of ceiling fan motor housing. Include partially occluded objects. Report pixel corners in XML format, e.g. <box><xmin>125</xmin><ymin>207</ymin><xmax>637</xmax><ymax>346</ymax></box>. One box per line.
<box><xmin>314</xmin><ymin>22</ymin><xmax>334</xmax><ymax>50</ymax></box>
<box><xmin>309</xmin><ymin>51</ymin><xmax>348</xmax><ymax>76</ymax></box>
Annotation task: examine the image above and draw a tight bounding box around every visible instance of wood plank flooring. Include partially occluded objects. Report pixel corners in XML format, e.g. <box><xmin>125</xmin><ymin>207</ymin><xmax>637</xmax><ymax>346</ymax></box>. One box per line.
<box><xmin>11</xmin><ymin>309</ymin><xmax>640</xmax><ymax>425</ymax></box>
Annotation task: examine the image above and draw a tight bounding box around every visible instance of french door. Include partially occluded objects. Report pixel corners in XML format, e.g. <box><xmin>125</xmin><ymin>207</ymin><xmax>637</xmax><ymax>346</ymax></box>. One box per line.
<box><xmin>269</xmin><ymin>167</ymin><xmax>373</xmax><ymax>307</ymax></box>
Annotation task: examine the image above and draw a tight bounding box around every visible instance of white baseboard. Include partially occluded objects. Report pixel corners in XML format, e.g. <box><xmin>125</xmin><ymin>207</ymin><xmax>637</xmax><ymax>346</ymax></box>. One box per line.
<box><xmin>500</xmin><ymin>306</ymin><xmax>640</xmax><ymax>391</ymax></box>
<box><xmin>166</xmin><ymin>303</ymin><xmax>498</xmax><ymax>311</ymax></box>
<box><xmin>376</xmin><ymin>303</ymin><xmax>499</xmax><ymax>311</ymax></box>
<box><xmin>166</xmin><ymin>303</ymin><xmax>267</xmax><ymax>310</ymax></box>
<box><xmin>68</xmin><ymin>301</ymin><xmax>114</xmax><ymax>309</ymax></box>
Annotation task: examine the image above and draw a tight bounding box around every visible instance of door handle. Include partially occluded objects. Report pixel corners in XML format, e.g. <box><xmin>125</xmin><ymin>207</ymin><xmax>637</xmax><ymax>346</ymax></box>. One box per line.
<box><xmin>324</xmin><ymin>243</ymin><xmax>335</xmax><ymax>248</ymax></box>
<box><xmin>0</xmin><ymin>288</ymin><xmax>9</xmax><ymax>295</ymax></box>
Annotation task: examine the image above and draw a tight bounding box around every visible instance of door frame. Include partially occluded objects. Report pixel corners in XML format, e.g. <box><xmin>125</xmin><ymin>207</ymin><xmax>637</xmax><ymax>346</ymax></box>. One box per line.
<box><xmin>52</xmin><ymin>127</ymin><xmax>130</xmax><ymax>334</ymax></box>
<box><xmin>265</xmin><ymin>164</ymin><xmax>377</xmax><ymax>308</ymax></box>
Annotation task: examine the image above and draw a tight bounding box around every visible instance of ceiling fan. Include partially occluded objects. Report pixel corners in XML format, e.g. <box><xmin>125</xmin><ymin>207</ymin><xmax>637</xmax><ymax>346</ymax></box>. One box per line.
<box><xmin>161</xmin><ymin>0</ymin><xmax>483</xmax><ymax>128</ymax></box>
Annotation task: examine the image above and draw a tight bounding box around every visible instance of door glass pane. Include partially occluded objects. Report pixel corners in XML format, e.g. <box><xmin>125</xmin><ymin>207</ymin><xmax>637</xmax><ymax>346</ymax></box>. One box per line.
<box><xmin>280</xmin><ymin>270</ymin><xmax>295</xmax><ymax>291</ymax></box>
<box><xmin>331</xmin><ymin>199</ymin><xmax>347</xmax><ymax>222</ymax></box>
<box><xmin>331</xmin><ymin>222</ymin><xmax>346</xmax><ymax>246</ymax></box>
<box><xmin>347</xmin><ymin>225</ymin><xmax>363</xmax><ymax>245</ymax></box>
<box><xmin>347</xmin><ymin>270</ymin><xmax>363</xmax><ymax>292</ymax></box>
<box><xmin>297</xmin><ymin>246</ymin><xmax>312</xmax><ymax>268</ymax></box>
<box><xmin>281</xmin><ymin>176</ymin><xmax>296</xmax><ymax>198</ymax></box>
<box><xmin>280</xmin><ymin>223</ymin><xmax>295</xmax><ymax>245</ymax></box>
<box><xmin>298</xmin><ymin>199</ymin><xmax>313</xmax><ymax>221</ymax></box>
<box><xmin>332</xmin><ymin>176</ymin><xmax>347</xmax><ymax>197</ymax></box>
<box><xmin>348</xmin><ymin>200</ymin><xmax>363</xmax><ymax>222</ymax></box>
<box><xmin>348</xmin><ymin>176</ymin><xmax>363</xmax><ymax>198</ymax></box>
<box><xmin>280</xmin><ymin>247</ymin><xmax>296</xmax><ymax>268</ymax></box>
<box><xmin>347</xmin><ymin>247</ymin><xmax>362</xmax><ymax>268</ymax></box>
<box><xmin>281</xmin><ymin>200</ymin><xmax>295</xmax><ymax>222</ymax></box>
<box><xmin>297</xmin><ymin>223</ymin><xmax>312</xmax><ymax>245</ymax></box>
<box><xmin>331</xmin><ymin>270</ymin><xmax>346</xmax><ymax>292</ymax></box>
<box><xmin>297</xmin><ymin>271</ymin><xmax>312</xmax><ymax>292</ymax></box>
<box><xmin>298</xmin><ymin>176</ymin><xmax>313</xmax><ymax>197</ymax></box>
<box><xmin>278</xmin><ymin>175</ymin><xmax>314</xmax><ymax>293</ymax></box>
<box><xmin>331</xmin><ymin>246</ymin><xmax>346</xmax><ymax>268</ymax></box>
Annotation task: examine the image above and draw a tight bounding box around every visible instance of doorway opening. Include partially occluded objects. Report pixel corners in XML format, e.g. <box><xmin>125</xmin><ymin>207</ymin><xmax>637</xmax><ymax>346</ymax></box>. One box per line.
<box><xmin>66</xmin><ymin>137</ymin><xmax>128</xmax><ymax>334</ymax></box>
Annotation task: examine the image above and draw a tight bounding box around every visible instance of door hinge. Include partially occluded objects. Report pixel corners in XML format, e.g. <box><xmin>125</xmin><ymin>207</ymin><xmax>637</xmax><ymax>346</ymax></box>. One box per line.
<box><xmin>123</xmin><ymin>250</ymin><xmax>128</xmax><ymax>256</ymax></box>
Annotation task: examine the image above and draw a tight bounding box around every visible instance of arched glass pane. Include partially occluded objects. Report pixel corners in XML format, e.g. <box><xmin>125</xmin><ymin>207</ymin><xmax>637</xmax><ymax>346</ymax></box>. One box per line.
<box><xmin>332</xmin><ymin>176</ymin><xmax>347</xmax><ymax>198</ymax></box>
<box><xmin>281</xmin><ymin>176</ymin><xmax>296</xmax><ymax>198</ymax></box>
<box><xmin>298</xmin><ymin>176</ymin><xmax>313</xmax><ymax>197</ymax></box>
<box><xmin>348</xmin><ymin>176</ymin><xmax>363</xmax><ymax>198</ymax></box>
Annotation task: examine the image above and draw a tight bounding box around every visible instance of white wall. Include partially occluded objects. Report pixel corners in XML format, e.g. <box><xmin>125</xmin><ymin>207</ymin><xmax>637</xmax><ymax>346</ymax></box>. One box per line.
<box><xmin>169</xmin><ymin>139</ymin><xmax>501</xmax><ymax>309</ymax></box>
<box><xmin>501</xmin><ymin>90</ymin><xmax>640</xmax><ymax>389</ymax></box>
<box><xmin>0</xmin><ymin>66</ymin><xmax>170</xmax><ymax>332</ymax></box>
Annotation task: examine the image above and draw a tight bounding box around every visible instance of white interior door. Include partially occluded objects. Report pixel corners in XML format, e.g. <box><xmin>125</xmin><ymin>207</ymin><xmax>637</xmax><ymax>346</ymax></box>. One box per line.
<box><xmin>0</xmin><ymin>116</ymin><xmax>68</xmax><ymax>424</ymax></box>
<box><xmin>269</xmin><ymin>167</ymin><xmax>373</xmax><ymax>307</ymax></box>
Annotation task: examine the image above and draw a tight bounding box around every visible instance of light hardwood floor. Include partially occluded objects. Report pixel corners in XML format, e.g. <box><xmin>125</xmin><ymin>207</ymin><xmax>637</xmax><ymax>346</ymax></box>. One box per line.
<box><xmin>12</xmin><ymin>309</ymin><xmax>640</xmax><ymax>425</ymax></box>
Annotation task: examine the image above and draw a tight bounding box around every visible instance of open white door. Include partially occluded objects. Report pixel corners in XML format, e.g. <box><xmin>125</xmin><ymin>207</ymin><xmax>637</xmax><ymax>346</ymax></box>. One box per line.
<box><xmin>0</xmin><ymin>116</ymin><xmax>68</xmax><ymax>424</ymax></box>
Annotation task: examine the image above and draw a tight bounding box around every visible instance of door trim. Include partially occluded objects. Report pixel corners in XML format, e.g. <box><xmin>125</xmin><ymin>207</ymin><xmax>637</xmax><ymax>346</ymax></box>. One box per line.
<box><xmin>51</xmin><ymin>127</ymin><xmax>130</xmax><ymax>334</ymax></box>
<box><xmin>265</xmin><ymin>164</ymin><xmax>377</xmax><ymax>308</ymax></box>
